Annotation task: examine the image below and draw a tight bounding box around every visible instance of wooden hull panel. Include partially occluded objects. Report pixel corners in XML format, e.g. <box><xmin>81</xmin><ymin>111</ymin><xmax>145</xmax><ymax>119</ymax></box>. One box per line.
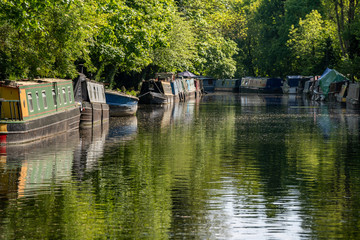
<box><xmin>80</xmin><ymin>102</ymin><xmax>109</xmax><ymax>129</ymax></box>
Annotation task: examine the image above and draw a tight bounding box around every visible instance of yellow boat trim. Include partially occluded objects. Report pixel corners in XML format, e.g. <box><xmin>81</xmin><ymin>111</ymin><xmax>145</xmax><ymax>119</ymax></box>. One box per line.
<box><xmin>0</xmin><ymin>124</ymin><xmax>7</xmax><ymax>132</ymax></box>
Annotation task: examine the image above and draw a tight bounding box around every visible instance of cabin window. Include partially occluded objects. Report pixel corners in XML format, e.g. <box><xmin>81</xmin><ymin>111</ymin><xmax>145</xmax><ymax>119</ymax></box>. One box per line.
<box><xmin>42</xmin><ymin>91</ymin><xmax>48</xmax><ymax>109</ymax></box>
<box><xmin>62</xmin><ymin>88</ymin><xmax>67</xmax><ymax>104</ymax></box>
<box><xmin>67</xmin><ymin>87</ymin><xmax>72</xmax><ymax>103</ymax></box>
<box><xmin>58</xmin><ymin>88</ymin><xmax>62</xmax><ymax>105</ymax></box>
<box><xmin>52</xmin><ymin>89</ymin><xmax>57</xmax><ymax>106</ymax></box>
<box><xmin>93</xmin><ymin>86</ymin><xmax>97</xmax><ymax>100</ymax></box>
<box><xmin>27</xmin><ymin>93</ymin><xmax>34</xmax><ymax>112</ymax></box>
<box><xmin>36</xmin><ymin>92</ymin><xmax>40</xmax><ymax>110</ymax></box>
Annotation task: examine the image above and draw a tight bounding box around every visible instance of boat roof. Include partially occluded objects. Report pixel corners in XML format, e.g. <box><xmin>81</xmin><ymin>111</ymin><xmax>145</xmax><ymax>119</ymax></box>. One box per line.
<box><xmin>105</xmin><ymin>90</ymin><xmax>139</xmax><ymax>100</ymax></box>
<box><xmin>1</xmin><ymin>78</ymin><xmax>71</xmax><ymax>87</ymax></box>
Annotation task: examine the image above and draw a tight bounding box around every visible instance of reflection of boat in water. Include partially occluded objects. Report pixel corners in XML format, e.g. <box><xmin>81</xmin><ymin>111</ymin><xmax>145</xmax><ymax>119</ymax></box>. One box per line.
<box><xmin>0</xmin><ymin>79</ymin><xmax>80</xmax><ymax>144</ymax></box>
<box><xmin>105</xmin><ymin>90</ymin><xmax>139</xmax><ymax>117</ymax></box>
<box><xmin>72</xmin><ymin>122</ymin><xmax>109</xmax><ymax>180</ymax></box>
<box><xmin>0</xmin><ymin>130</ymin><xmax>80</xmax><ymax>199</ymax></box>
<box><xmin>137</xmin><ymin>105</ymin><xmax>173</xmax><ymax>128</ymax></box>
<box><xmin>137</xmin><ymin>100</ymin><xmax>196</xmax><ymax>129</ymax></box>
<box><xmin>106</xmin><ymin>116</ymin><xmax>138</xmax><ymax>142</ymax></box>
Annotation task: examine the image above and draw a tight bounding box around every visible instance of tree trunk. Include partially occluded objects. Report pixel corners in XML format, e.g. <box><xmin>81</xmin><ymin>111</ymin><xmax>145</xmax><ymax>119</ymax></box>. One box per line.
<box><xmin>333</xmin><ymin>0</ymin><xmax>347</xmax><ymax>57</ymax></box>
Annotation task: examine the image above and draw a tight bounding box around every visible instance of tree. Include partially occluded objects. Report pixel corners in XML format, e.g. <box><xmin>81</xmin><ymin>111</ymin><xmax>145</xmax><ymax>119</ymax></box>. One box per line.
<box><xmin>152</xmin><ymin>13</ymin><xmax>197</xmax><ymax>73</ymax></box>
<box><xmin>175</xmin><ymin>0</ymin><xmax>238</xmax><ymax>78</ymax></box>
<box><xmin>90</xmin><ymin>0</ymin><xmax>175</xmax><ymax>86</ymax></box>
<box><xmin>287</xmin><ymin>10</ymin><xmax>339</xmax><ymax>75</ymax></box>
<box><xmin>0</xmin><ymin>0</ymin><xmax>102</xmax><ymax>79</ymax></box>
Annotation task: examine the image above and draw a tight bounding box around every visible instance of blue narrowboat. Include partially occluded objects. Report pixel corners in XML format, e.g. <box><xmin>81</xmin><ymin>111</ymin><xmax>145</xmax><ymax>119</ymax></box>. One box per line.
<box><xmin>200</xmin><ymin>77</ymin><xmax>216</xmax><ymax>92</ymax></box>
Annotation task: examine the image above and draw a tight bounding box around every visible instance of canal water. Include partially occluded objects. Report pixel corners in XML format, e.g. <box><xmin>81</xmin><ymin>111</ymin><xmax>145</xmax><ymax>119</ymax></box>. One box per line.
<box><xmin>1</xmin><ymin>93</ymin><xmax>360</xmax><ymax>239</ymax></box>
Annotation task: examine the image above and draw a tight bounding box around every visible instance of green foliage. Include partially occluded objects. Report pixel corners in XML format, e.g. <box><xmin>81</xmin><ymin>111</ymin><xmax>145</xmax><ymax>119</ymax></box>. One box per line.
<box><xmin>287</xmin><ymin>10</ymin><xmax>339</xmax><ymax>75</ymax></box>
<box><xmin>91</xmin><ymin>0</ymin><xmax>175</xmax><ymax>85</ymax></box>
<box><xmin>152</xmin><ymin>12</ymin><xmax>197</xmax><ymax>73</ymax></box>
<box><xmin>1</xmin><ymin>0</ymin><xmax>360</xmax><ymax>82</ymax></box>
<box><xmin>0</xmin><ymin>0</ymin><xmax>102</xmax><ymax>79</ymax></box>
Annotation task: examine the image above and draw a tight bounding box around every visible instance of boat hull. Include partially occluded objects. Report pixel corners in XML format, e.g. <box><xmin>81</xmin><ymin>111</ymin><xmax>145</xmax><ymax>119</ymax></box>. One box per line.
<box><xmin>0</xmin><ymin>107</ymin><xmax>80</xmax><ymax>144</ymax></box>
<box><xmin>80</xmin><ymin>102</ymin><xmax>109</xmax><ymax>129</ymax></box>
<box><xmin>239</xmin><ymin>87</ymin><xmax>283</xmax><ymax>94</ymax></box>
<box><xmin>105</xmin><ymin>92</ymin><xmax>139</xmax><ymax>116</ymax></box>
<box><xmin>139</xmin><ymin>91</ymin><xmax>172</xmax><ymax>105</ymax></box>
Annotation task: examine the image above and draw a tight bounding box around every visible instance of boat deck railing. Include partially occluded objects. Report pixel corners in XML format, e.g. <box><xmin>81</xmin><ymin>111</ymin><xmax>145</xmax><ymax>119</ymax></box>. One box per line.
<box><xmin>0</xmin><ymin>99</ymin><xmax>22</xmax><ymax>121</ymax></box>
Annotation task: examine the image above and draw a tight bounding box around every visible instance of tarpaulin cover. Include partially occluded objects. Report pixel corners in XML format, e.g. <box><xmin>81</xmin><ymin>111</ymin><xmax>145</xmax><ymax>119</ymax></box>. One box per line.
<box><xmin>319</xmin><ymin>68</ymin><xmax>348</xmax><ymax>95</ymax></box>
<box><xmin>177</xmin><ymin>71</ymin><xmax>197</xmax><ymax>77</ymax></box>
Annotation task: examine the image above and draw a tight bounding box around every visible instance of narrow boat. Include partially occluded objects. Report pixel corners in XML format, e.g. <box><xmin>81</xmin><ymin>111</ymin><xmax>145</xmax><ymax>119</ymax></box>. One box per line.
<box><xmin>214</xmin><ymin>79</ymin><xmax>240</xmax><ymax>92</ymax></box>
<box><xmin>0</xmin><ymin>78</ymin><xmax>80</xmax><ymax>144</ymax></box>
<box><xmin>198</xmin><ymin>77</ymin><xmax>216</xmax><ymax>92</ymax></box>
<box><xmin>346</xmin><ymin>83</ymin><xmax>360</xmax><ymax>108</ymax></box>
<box><xmin>73</xmin><ymin>73</ymin><xmax>109</xmax><ymax>128</ymax></box>
<box><xmin>185</xmin><ymin>78</ymin><xmax>197</xmax><ymax>98</ymax></box>
<box><xmin>105</xmin><ymin>90</ymin><xmax>138</xmax><ymax>116</ymax></box>
<box><xmin>138</xmin><ymin>79</ymin><xmax>174</xmax><ymax>104</ymax></box>
<box><xmin>283</xmin><ymin>76</ymin><xmax>312</xmax><ymax>94</ymax></box>
<box><xmin>170</xmin><ymin>79</ymin><xmax>184</xmax><ymax>102</ymax></box>
<box><xmin>240</xmin><ymin>77</ymin><xmax>283</xmax><ymax>93</ymax></box>
<box><xmin>195</xmin><ymin>78</ymin><xmax>204</xmax><ymax>96</ymax></box>
<box><xmin>139</xmin><ymin>73</ymin><xmax>175</xmax><ymax>104</ymax></box>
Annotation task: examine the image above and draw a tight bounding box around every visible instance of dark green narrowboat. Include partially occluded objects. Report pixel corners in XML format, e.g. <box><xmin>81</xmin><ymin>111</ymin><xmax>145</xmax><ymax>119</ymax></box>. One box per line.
<box><xmin>0</xmin><ymin>79</ymin><xmax>80</xmax><ymax>144</ymax></box>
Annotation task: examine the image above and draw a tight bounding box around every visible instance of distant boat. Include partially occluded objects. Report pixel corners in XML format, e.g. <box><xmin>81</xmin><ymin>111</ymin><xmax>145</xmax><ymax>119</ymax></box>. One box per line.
<box><xmin>0</xmin><ymin>78</ymin><xmax>80</xmax><ymax>144</ymax></box>
<box><xmin>138</xmin><ymin>72</ymin><xmax>203</xmax><ymax>104</ymax></box>
<box><xmin>282</xmin><ymin>76</ymin><xmax>312</xmax><ymax>94</ymax></box>
<box><xmin>214</xmin><ymin>79</ymin><xmax>240</xmax><ymax>92</ymax></box>
<box><xmin>73</xmin><ymin>73</ymin><xmax>109</xmax><ymax>129</ymax></box>
<box><xmin>138</xmin><ymin>79</ymin><xmax>174</xmax><ymax>104</ymax></box>
<box><xmin>105</xmin><ymin>90</ymin><xmax>139</xmax><ymax>117</ymax></box>
<box><xmin>139</xmin><ymin>73</ymin><xmax>176</xmax><ymax>104</ymax></box>
<box><xmin>240</xmin><ymin>77</ymin><xmax>283</xmax><ymax>93</ymax></box>
<box><xmin>199</xmin><ymin>77</ymin><xmax>216</xmax><ymax>92</ymax></box>
<box><xmin>346</xmin><ymin>83</ymin><xmax>360</xmax><ymax>108</ymax></box>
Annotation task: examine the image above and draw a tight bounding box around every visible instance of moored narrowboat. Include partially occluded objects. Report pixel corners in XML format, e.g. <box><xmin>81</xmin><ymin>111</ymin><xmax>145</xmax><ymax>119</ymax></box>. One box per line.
<box><xmin>73</xmin><ymin>73</ymin><xmax>109</xmax><ymax>128</ymax></box>
<box><xmin>240</xmin><ymin>77</ymin><xmax>283</xmax><ymax>93</ymax></box>
<box><xmin>105</xmin><ymin>90</ymin><xmax>139</xmax><ymax>117</ymax></box>
<box><xmin>194</xmin><ymin>79</ymin><xmax>203</xmax><ymax>98</ymax></box>
<box><xmin>215</xmin><ymin>79</ymin><xmax>240</xmax><ymax>92</ymax></box>
<box><xmin>346</xmin><ymin>83</ymin><xmax>360</xmax><ymax>108</ymax></box>
<box><xmin>283</xmin><ymin>76</ymin><xmax>312</xmax><ymax>94</ymax></box>
<box><xmin>200</xmin><ymin>77</ymin><xmax>216</xmax><ymax>92</ymax></box>
<box><xmin>0</xmin><ymin>79</ymin><xmax>80</xmax><ymax>144</ymax></box>
<box><xmin>171</xmin><ymin>79</ymin><xmax>186</xmax><ymax>102</ymax></box>
<box><xmin>185</xmin><ymin>78</ymin><xmax>197</xmax><ymax>98</ymax></box>
<box><xmin>138</xmin><ymin>79</ymin><xmax>174</xmax><ymax>104</ymax></box>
